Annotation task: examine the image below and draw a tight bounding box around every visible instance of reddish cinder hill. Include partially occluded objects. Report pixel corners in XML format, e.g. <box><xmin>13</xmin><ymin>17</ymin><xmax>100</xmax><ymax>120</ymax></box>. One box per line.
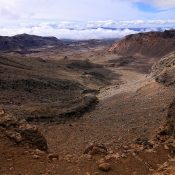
<box><xmin>109</xmin><ymin>30</ymin><xmax>175</xmax><ymax>58</ymax></box>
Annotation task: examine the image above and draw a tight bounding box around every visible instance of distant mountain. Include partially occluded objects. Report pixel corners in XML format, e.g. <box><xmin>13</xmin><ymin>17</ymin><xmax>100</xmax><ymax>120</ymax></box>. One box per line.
<box><xmin>109</xmin><ymin>30</ymin><xmax>175</xmax><ymax>58</ymax></box>
<box><xmin>0</xmin><ymin>34</ymin><xmax>64</xmax><ymax>52</ymax></box>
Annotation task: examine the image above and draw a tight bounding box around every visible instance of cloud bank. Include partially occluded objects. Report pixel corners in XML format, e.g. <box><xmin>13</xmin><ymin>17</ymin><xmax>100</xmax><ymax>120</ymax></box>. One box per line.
<box><xmin>0</xmin><ymin>20</ymin><xmax>174</xmax><ymax>40</ymax></box>
<box><xmin>0</xmin><ymin>0</ymin><xmax>175</xmax><ymax>39</ymax></box>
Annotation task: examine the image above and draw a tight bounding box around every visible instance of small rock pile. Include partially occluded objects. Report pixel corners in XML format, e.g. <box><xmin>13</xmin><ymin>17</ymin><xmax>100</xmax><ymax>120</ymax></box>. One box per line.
<box><xmin>84</xmin><ymin>143</ymin><xmax>114</xmax><ymax>172</ymax></box>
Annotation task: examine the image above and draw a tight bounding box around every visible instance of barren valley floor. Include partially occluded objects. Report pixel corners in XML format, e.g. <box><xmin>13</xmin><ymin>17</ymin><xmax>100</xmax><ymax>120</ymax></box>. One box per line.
<box><xmin>0</xmin><ymin>34</ymin><xmax>175</xmax><ymax>175</ymax></box>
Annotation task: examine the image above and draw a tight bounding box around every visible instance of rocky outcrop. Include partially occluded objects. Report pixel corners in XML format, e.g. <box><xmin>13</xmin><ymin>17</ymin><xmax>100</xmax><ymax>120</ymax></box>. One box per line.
<box><xmin>151</xmin><ymin>52</ymin><xmax>175</xmax><ymax>136</ymax></box>
<box><xmin>0</xmin><ymin>109</ymin><xmax>48</xmax><ymax>151</ymax></box>
<box><xmin>0</xmin><ymin>34</ymin><xmax>63</xmax><ymax>51</ymax></box>
<box><xmin>157</xmin><ymin>98</ymin><xmax>175</xmax><ymax>140</ymax></box>
<box><xmin>151</xmin><ymin>52</ymin><xmax>175</xmax><ymax>86</ymax></box>
<box><xmin>166</xmin><ymin>99</ymin><xmax>175</xmax><ymax>135</ymax></box>
<box><xmin>109</xmin><ymin>30</ymin><xmax>175</xmax><ymax>58</ymax></box>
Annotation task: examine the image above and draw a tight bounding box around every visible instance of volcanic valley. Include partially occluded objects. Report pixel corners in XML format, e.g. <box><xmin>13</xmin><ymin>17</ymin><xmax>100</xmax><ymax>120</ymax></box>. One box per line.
<box><xmin>0</xmin><ymin>31</ymin><xmax>175</xmax><ymax>175</ymax></box>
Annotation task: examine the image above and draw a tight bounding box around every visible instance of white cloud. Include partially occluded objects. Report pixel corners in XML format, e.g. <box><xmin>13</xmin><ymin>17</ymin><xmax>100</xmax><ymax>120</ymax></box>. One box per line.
<box><xmin>0</xmin><ymin>0</ymin><xmax>174</xmax><ymax>23</ymax></box>
<box><xmin>123</xmin><ymin>0</ymin><xmax>175</xmax><ymax>9</ymax></box>
<box><xmin>0</xmin><ymin>0</ymin><xmax>166</xmax><ymax>21</ymax></box>
<box><xmin>0</xmin><ymin>24</ymin><xmax>137</xmax><ymax>39</ymax></box>
<box><xmin>148</xmin><ymin>0</ymin><xmax>175</xmax><ymax>9</ymax></box>
<box><xmin>0</xmin><ymin>0</ymin><xmax>174</xmax><ymax>39</ymax></box>
<box><xmin>0</xmin><ymin>20</ymin><xmax>174</xmax><ymax>40</ymax></box>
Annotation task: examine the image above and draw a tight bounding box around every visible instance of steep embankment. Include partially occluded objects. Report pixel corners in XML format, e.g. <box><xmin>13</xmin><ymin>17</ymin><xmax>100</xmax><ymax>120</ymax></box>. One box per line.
<box><xmin>109</xmin><ymin>30</ymin><xmax>175</xmax><ymax>58</ymax></box>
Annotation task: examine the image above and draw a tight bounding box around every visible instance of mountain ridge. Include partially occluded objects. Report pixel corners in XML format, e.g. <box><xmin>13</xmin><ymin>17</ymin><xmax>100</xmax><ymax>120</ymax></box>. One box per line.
<box><xmin>109</xmin><ymin>29</ymin><xmax>175</xmax><ymax>58</ymax></box>
<box><xmin>0</xmin><ymin>33</ymin><xmax>64</xmax><ymax>51</ymax></box>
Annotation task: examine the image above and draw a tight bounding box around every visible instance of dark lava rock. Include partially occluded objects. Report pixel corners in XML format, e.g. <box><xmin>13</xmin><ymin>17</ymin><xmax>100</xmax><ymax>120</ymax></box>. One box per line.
<box><xmin>135</xmin><ymin>137</ymin><xmax>153</xmax><ymax>149</ymax></box>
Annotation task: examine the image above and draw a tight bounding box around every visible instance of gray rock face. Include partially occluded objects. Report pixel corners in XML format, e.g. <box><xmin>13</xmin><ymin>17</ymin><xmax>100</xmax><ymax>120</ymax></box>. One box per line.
<box><xmin>151</xmin><ymin>52</ymin><xmax>175</xmax><ymax>86</ymax></box>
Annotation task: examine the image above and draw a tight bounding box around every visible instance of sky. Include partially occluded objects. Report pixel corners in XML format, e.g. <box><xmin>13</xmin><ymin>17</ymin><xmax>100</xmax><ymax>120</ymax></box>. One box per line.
<box><xmin>0</xmin><ymin>0</ymin><xmax>175</xmax><ymax>39</ymax></box>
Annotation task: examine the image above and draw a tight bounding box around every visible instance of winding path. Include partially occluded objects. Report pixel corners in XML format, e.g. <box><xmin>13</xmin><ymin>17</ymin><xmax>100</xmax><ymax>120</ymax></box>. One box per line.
<box><xmin>98</xmin><ymin>69</ymin><xmax>149</xmax><ymax>100</ymax></box>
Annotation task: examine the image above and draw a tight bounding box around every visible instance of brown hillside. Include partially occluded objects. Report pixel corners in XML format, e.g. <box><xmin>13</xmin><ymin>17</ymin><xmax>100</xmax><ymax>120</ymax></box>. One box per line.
<box><xmin>109</xmin><ymin>30</ymin><xmax>175</xmax><ymax>58</ymax></box>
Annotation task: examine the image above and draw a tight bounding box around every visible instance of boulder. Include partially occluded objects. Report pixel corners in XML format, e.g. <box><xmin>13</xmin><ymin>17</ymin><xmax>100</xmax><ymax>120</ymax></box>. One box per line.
<box><xmin>19</xmin><ymin>125</ymin><xmax>48</xmax><ymax>151</ymax></box>
<box><xmin>0</xmin><ymin>108</ymin><xmax>5</xmax><ymax>115</ymax></box>
<box><xmin>48</xmin><ymin>153</ymin><xmax>59</xmax><ymax>161</ymax></box>
<box><xmin>84</xmin><ymin>143</ymin><xmax>108</xmax><ymax>155</ymax></box>
<box><xmin>0</xmin><ymin>113</ymin><xmax>18</xmax><ymax>128</ymax></box>
<box><xmin>5</xmin><ymin>130</ymin><xmax>23</xmax><ymax>143</ymax></box>
<box><xmin>98</xmin><ymin>163</ymin><xmax>111</xmax><ymax>172</ymax></box>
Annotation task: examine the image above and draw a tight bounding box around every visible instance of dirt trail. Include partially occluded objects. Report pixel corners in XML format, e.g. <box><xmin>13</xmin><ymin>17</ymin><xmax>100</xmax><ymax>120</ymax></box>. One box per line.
<box><xmin>98</xmin><ymin>69</ymin><xmax>149</xmax><ymax>100</ymax></box>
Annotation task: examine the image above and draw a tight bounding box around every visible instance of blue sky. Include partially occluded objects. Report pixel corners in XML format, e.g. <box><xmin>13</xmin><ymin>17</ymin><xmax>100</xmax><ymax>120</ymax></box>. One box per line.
<box><xmin>135</xmin><ymin>2</ymin><xmax>161</xmax><ymax>12</ymax></box>
<box><xmin>1</xmin><ymin>0</ymin><xmax>175</xmax><ymax>21</ymax></box>
<box><xmin>0</xmin><ymin>0</ymin><xmax>175</xmax><ymax>39</ymax></box>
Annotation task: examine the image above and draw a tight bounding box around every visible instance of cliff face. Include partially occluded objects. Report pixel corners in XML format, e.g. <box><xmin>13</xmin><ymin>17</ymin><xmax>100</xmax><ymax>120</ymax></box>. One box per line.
<box><xmin>151</xmin><ymin>51</ymin><xmax>175</xmax><ymax>86</ymax></box>
<box><xmin>109</xmin><ymin>30</ymin><xmax>175</xmax><ymax>58</ymax></box>
<box><xmin>0</xmin><ymin>34</ymin><xmax>64</xmax><ymax>51</ymax></box>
